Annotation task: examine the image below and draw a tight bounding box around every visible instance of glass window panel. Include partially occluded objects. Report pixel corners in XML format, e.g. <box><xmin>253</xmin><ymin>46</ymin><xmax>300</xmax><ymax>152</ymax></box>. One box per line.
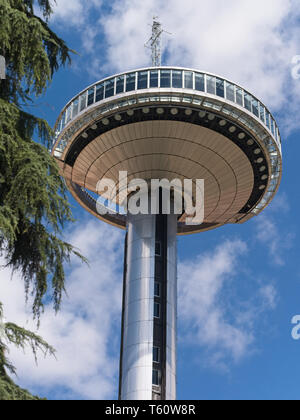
<box><xmin>266</xmin><ymin>112</ymin><xmax>271</xmax><ymax>129</ymax></box>
<box><xmin>72</xmin><ymin>98</ymin><xmax>79</xmax><ymax>117</ymax></box>
<box><xmin>184</xmin><ymin>71</ymin><xmax>193</xmax><ymax>89</ymax></box>
<box><xmin>252</xmin><ymin>98</ymin><xmax>259</xmax><ymax>117</ymax></box>
<box><xmin>152</xmin><ymin>370</ymin><xmax>159</xmax><ymax>386</ymax></box>
<box><xmin>244</xmin><ymin>92</ymin><xmax>252</xmax><ymax>112</ymax></box>
<box><xmin>195</xmin><ymin>73</ymin><xmax>205</xmax><ymax>91</ymax></box>
<box><xmin>270</xmin><ymin>118</ymin><xmax>275</xmax><ymax>135</ymax></box>
<box><xmin>154</xmin><ymin>302</ymin><xmax>160</xmax><ymax>318</ymax></box>
<box><xmin>216</xmin><ymin>78</ymin><xmax>225</xmax><ymax>98</ymax></box>
<box><xmin>150</xmin><ymin>70</ymin><xmax>159</xmax><ymax>88</ymax></box>
<box><xmin>172</xmin><ymin>70</ymin><xmax>183</xmax><ymax>88</ymax></box>
<box><xmin>259</xmin><ymin>104</ymin><xmax>265</xmax><ymax>123</ymax></box>
<box><xmin>65</xmin><ymin>106</ymin><xmax>72</xmax><ymax>123</ymax></box>
<box><xmin>226</xmin><ymin>82</ymin><xmax>235</xmax><ymax>102</ymax></box>
<box><xmin>277</xmin><ymin>129</ymin><xmax>281</xmax><ymax>144</ymax></box>
<box><xmin>154</xmin><ymin>282</ymin><xmax>160</xmax><ymax>297</ymax></box>
<box><xmin>153</xmin><ymin>347</ymin><xmax>160</xmax><ymax>363</ymax></box>
<box><xmin>206</xmin><ymin>75</ymin><xmax>216</xmax><ymax>94</ymax></box>
<box><xmin>87</xmin><ymin>88</ymin><xmax>95</xmax><ymax>106</ymax></box>
<box><xmin>155</xmin><ymin>242</ymin><xmax>161</xmax><ymax>256</ymax></box>
<box><xmin>160</xmin><ymin>70</ymin><xmax>171</xmax><ymax>88</ymax></box>
<box><xmin>182</xmin><ymin>96</ymin><xmax>192</xmax><ymax>103</ymax></box>
<box><xmin>95</xmin><ymin>83</ymin><xmax>104</xmax><ymax>102</ymax></box>
<box><xmin>193</xmin><ymin>98</ymin><xmax>202</xmax><ymax>105</ymax></box>
<box><xmin>56</xmin><ymin>118</ymin><xmax>62</xmax><ymax>133</ymax></box>
<box><xmin>80</xmin><ymin>92</ymin><xmax>87</xmax><ymax>112</ymax></box>
<box><xmin>138</xmin><ymin>71</ymin><xmax>148</xmax><ymax>89</ymax></box>
<box><xmin>126</xmin><ymin>73</ymin><xmax>136</xmax><ymax>92</ymax></box>
<box><xmin>105</xmin><ymin>78</ymin><xmax>115</xmax><ymax>98</ymax></box>
<box><xmin>116</xmin><ymin>76</ymin><xmax>125</xmax><ymax>94</ymax></box>
<box><xmin>236</xmin><ymin>87</ymin><xmax>243</xmax><ymax>106</ymax></box>
<box><xmin>61</xmin><ymin>112</ymin><xmax>66</xmax><ymax>128</ymax></box>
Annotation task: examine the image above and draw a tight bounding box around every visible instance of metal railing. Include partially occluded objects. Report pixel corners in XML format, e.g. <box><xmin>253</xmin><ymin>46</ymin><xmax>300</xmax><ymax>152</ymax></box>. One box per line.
<box><xmin>53</xmin><ymin>67</ymin><xmax>281</xmax><ymax>148</ymax></box>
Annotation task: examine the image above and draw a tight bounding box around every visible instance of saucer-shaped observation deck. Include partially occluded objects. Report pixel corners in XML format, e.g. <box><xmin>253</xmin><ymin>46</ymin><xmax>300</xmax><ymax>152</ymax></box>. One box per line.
<box><xmin>51</xmin><ymin>67</ymin><xmax>282</xmax><ymax>234</ymax></box>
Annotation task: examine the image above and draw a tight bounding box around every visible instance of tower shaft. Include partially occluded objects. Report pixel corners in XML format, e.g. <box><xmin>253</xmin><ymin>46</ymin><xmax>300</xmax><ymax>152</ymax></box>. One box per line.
<box><xmin>119</xmin><ymin>213</ymin><xmax>177</xmax><ymax>400</ymax></box>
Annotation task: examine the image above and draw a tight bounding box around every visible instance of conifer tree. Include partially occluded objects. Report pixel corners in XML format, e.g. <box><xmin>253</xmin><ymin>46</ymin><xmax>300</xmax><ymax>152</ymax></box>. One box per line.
<box><xmin>0</xmin><ymin>0</ymin><xmax>85</xmax><ymax>317</ymax></box>
<box><xmin>0</xmin><ymin>0</ymin><xmax>86</xmax><ymax>399</ymax></box>
<box><xmin>0</xmin><ymin>303</ymin><xmax>53</xmax><ymax>400</ymax></box>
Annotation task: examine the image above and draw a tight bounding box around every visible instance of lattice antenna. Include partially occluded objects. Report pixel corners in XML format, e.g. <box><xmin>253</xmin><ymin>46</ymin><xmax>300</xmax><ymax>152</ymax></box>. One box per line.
<box><xmin>145</xmin><ymin>17</ymin><xmax>170</xmax><ymax>67</ymax></box>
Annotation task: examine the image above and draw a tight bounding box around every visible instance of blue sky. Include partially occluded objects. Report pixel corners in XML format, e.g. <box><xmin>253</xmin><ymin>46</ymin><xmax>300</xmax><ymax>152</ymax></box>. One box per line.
<box><xmin>1</xmin><ymin>0</ymin><xmax>300</xmax><ymax>401</ymax></box>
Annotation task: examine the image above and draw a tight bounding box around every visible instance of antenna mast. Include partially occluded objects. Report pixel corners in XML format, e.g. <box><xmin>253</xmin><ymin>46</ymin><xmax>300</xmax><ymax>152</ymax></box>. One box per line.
<box><xmin>145</xmin><ymin>17</ymin><xmax>164</xmax><ymax>67</ymax></box>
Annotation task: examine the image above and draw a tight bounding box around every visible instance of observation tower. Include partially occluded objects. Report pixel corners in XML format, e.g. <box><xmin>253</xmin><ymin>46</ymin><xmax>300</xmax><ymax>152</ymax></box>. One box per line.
<box><xmin>51</xmin><ymin>19</ymin><xmax>282</xmax><ymax>400</ymax></box>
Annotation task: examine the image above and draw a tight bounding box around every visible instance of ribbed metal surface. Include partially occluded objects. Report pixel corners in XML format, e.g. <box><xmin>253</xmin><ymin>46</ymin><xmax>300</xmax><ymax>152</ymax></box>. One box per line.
<box><xmin>120</xmin><ymin>212</ymin><xmax>177</xmax><ymax>400</ymax></box>
<box><xmin>52</xmin><ymin>67</ymin><xmax>281</xmax><ymax>149</ymax></box>
<box><xmin>70</xmin><ymin>120</ymin><xmax>253</xmax><ymax>225</ymax></box>
<box><xmin>166</xmin><ymin>214</ymin><xmax>177</xmax><ymax>400</ymax></box>
<box><xmin>121</xmin><ymin>213</ymin><xmax>156</xmax><ymax>400</ymax></box>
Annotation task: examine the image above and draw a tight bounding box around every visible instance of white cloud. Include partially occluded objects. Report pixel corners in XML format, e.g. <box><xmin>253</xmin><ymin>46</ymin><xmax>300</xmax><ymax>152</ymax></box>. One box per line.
<box><xmin>0</xmin><ymin>219</ymin><xmax>124</xmax><ymax>400</ymax></box>
<box><xmin>49</xmin><ymin>0</ymin><xmax>104</xmax><ymax>56</ymax></box>
<box><xmin>51</xmin><ymin>0</ymin><xmax>103</xmax><ymax>26</ymax></box>
<box><xmin>178</xmin><ymin>239</ymin><xmax>277</xmax><ymax>369</ymax></box>
<box><xmin>255</xmin><ymin>216</ymin><xmax>284</xmax><ymax>265</ymax></box>
<box><xmin>0</xmin><ymin>229</ymin><xmax>279</xmax><ymax>397</ymax></box>
<box><xmin>259</xmin><ymin>285</ymin><xmax>277</xmax><ymax>310</ymax></box>
<box><xmin>47</xmin><ymin>0</ymin><xmax>300</xmax><ymax>134</ymax></box>
<box><xmin>97</xmin><ymin>0</ymin><xmax>300</xmax><ymax>135</ymax></box>
<box><xmin>254</xmin><ymin>193</ymin><xmax>294</xmax><ymax>266</ymax></box>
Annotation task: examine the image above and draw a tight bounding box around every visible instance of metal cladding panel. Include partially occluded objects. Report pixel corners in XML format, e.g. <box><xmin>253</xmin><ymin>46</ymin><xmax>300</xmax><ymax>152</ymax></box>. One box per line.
<box><xmin>126</xmin><ymin>278</ymin><xmax>154</xmax><ymax>305</ymax></box>
<box><xmin>167</xmin><ymin>303</ymin><xmax>177</xmax><ymax>330</ymax></box>
<box><xmin>124</xmin><ymin>390</ymin><xmax>151</xmax><ymax>401</ymax></box>
<box><xmin>165</xmin><ymin>372</ymin><xmax>177</xmax><ymax>401</ymax></box>
<box><xmin>167</xmin><ymin>263</ymin><xmax>177</xmax><ymax>286</ymax></box>
<box><xmin>121</xmin><ymin>214</ymin><xmax>156</xmax><ymax>400</ymax></box>
<box><xmin>70</xmin><ymin>120</ymin><xmax>255</xmax><ymax>226</ymax></box>
<box><xmin>167</xmin><ymin>271</ymin><xmax>177</xmax><ymax>307</ymax></box>
<box><xmin>122</xmin><ymin>342</ymin><xmax>153</xmax><ymax>392</ymax></box>
<box><xmin>121</xmin><ymin>213</ymin><xmax>178</xmax><ymax>400</ymax></box>
<box><xmin>123</xmin><ymin>320</ymin><xmax>154</xmax><ymax>347</ymax></box>
<box><xmin>166</xmin><ymin>214</ymin><xmax>177</xmax><ymax>401</ymax></box>
<box><xmin>126</xmin><ymin>257</ymin><xmax>156</xmax><ymax>284</ymax></box>
<box><xmin>125</xmin><ymin>299</ymin><xmax>154</xmax><ymax>326</ymax></box>
<box><xmin>127</xmin><ymin>239</ymin><xmax>155</xmax><ymax>263</ymax></box>
<box><xmin>122</xmin><ymin>366</ymin><xmax>154</xmax><ymax>401</ymax></box>
<box><xmin>167</xmin><ymin>325</ymin><xmax>177</xmax><ymax>351</ymax></box>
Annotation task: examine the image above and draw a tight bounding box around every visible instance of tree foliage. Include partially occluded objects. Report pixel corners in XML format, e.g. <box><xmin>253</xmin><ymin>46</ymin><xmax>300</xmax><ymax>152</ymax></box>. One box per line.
<box><xmin>0</xmin><ymin>0</ymin><xmax>85</xmax><ymax>320</ymax></box>
<box><xmin>0</xmin><ymin>0</ymin><xmax>72</xmax><ymax>104</ymax></box>
<box><xmin>0</xmin><ymin>303</ymin><xmax>54</xmax><ymax>400</ymax></box>
<box><xmin>0</xmin><ymin>0</ymin><xmax>86</xmax><ymax>399</ymax></box>
<box><xmin>0</xmin><ymin>373</ymin><xmax>45</xmax><ymax>400</ymax></box>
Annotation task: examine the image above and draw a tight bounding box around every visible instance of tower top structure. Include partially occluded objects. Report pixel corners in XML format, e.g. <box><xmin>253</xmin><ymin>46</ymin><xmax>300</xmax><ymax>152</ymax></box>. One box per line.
<box><xmin>51</xmin><ymin>66</ymin><xmax>282</xmax><ymax>234</ymax></box>
<box><xmin>51</xmin><ymin>19</ymin><xmax>282</xmax><ymax>401</ymax></box>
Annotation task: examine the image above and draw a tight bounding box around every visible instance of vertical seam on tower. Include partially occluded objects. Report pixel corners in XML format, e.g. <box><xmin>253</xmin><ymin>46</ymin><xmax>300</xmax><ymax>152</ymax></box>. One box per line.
<box><xmin>118</xmin><ymin>232</ymin><xmax>128</xmax><ymax>400</ymax></box>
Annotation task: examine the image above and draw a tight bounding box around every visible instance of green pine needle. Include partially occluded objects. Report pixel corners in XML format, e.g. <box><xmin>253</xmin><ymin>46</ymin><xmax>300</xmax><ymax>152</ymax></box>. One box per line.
<box><xmin>0</xmin><ymin>0</ymin><xmax>86</xmax><ymax>400</ymax></box>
